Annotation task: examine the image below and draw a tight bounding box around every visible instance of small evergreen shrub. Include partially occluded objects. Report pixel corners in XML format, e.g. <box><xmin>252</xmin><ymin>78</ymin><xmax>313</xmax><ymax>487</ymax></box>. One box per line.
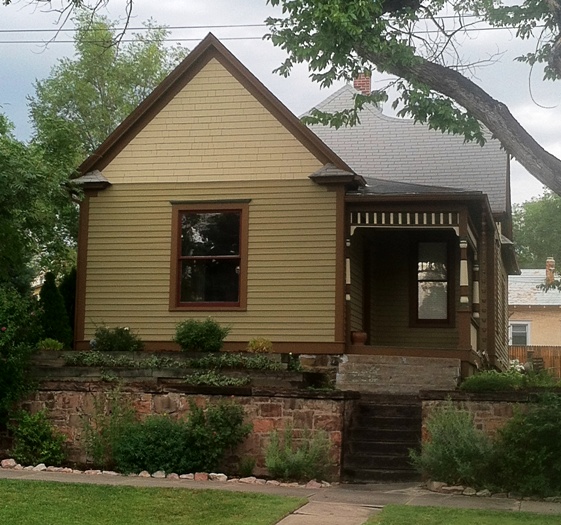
<box><xmin>39</xmin><ymin>272</ymin><xmax>72</xmax><ymax>348</ymax></box>
<box><xmin>238</xmin><ymin>456</ymin><xmax>256</xmax><ymax>478</ymax></box>
<box><xmin>247</xmin><ymin>337</ymin><xmax>273</xmax><ymax>353</ymax></box>
<box><xmin>174</xmin><ymin>318</ymin><xmax>230</xmax><ymax>352</ymax></box>
<box><xmin>81</xmin><ymin>388</ymin><xmax>137</xmax><ymax>469</ymax></box>
<box><xmin>91</xmin><ymin>325</ymin><xmax>143</xmax><ymax>352</ymax></box>
<box><xmin>265</xmin><ymin>425</ymin><xmax>333</xmax><ymax>482</ymax></box>
<box><xmin>491</xmin><ymin>394</ymin><xmax>561</xmax><ymax>496</ymax></box>
<box><xmin>410</xmin><ymin>401</ymin><xmax>493</xmax><ymax>487</ymax></box>
<box><xmin>188</xmin><ymin>352</ymin><xmax>283</xmax><ymax>371</ymax></box>
<box><xmin>58</xmin><ymin>267</ymin><xmax>76</xmax><ymax>343</ymax></box>
<box><xmin>112</xmin><ymin>402</ymin><xmax>251</xmax><ymax>474</ymax></box>
<box><xmin>9</xmin><ymin>410</ymin><xmax>66</xmax><ymax>466</ymax></box>
<box><xmin>37</xmin><ymin>338</ymin><xmax>65</xmax><ymax>351</ymax></box>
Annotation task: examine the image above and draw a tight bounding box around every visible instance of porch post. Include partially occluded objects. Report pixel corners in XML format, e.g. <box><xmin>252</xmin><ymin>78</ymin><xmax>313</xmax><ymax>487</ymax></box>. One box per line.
<box><xmin>457</xmin><ymin>212</ymin><xmax>472</xmax><ymax>353</ymax></box>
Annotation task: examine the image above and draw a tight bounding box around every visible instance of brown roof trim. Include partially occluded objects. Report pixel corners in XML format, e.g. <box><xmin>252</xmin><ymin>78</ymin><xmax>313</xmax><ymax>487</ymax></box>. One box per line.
<box><xmin>77</xmin><ymin>33</ymin><xmax>352</xmax><ymax>176</ymax></box>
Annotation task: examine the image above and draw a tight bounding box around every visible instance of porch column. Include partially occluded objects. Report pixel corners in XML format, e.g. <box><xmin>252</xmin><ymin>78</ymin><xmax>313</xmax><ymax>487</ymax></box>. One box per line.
<box><xmin>457</xmin><ymin>209</ymin><xmax>472</xmax><ymax>352</ymax></box>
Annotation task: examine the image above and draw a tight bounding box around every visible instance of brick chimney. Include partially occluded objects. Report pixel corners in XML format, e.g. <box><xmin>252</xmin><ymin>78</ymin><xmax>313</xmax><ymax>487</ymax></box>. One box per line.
<box><xmin>546</xmin><ymin>257</ymin><xmax>556</xmax><ymax>285</ymax></box>
<box><xmin>353</xmin><ymin>73</ymin><xmax>371</xmax><ymax>95</ymax></box>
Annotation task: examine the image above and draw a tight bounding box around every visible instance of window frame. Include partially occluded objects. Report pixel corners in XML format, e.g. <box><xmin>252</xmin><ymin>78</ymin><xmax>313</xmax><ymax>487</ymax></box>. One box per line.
<box><xmin>509</xmin><ymin>322</ymin><xmax>530</xmax><ymax>346</ymax></box>
<box><xmin>169</xmin><ymin>201</ymin><xmax>249</xmax><ymax>311</ymax></box>
<box><xmin>410</xmin><ymin>232</ymin><xmax>456</xmax><ymax>327</ymax></box>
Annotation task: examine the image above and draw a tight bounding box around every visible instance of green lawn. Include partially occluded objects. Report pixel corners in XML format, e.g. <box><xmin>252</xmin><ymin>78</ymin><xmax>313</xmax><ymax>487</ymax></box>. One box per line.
<box><xmin>367</xmin><ymin>505</ymin><xmax>561</xmax><ymax>525</ymax></box>
<box><xmin>0</xmin><ymin>479</ymin><xmax>304</xmax><ymax>525</ymax></box>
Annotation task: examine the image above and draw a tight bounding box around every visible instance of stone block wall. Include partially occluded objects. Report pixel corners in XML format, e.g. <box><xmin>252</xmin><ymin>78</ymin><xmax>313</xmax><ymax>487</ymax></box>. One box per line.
<box><xmin>16</xmin><ymin>381</ymin><xmax>355</xmax><ymax>479</ymax></box>
<box><xmin>420</xmin><ymin>391</ymin><xmax>535</xmax><ymax>441</ymax></box>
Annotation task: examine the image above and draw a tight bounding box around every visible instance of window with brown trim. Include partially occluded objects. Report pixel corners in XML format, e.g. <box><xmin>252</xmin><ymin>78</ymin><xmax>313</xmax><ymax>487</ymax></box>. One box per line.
<box><xmin>412</xmin><ymin>235</ymin><xmax>454</xmax><ymax>326</ymax></box>
<box><xmin>170</xmin><ymin>202</ymin><xmax>249</xmax><ymax>310</ymax></box>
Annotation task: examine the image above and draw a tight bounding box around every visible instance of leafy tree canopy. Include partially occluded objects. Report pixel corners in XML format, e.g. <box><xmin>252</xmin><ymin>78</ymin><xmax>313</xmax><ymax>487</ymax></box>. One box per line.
<box><xmin>264</xmin><ymin>0</ymin><xmax>561</xmax><ymax>195</ymax></box>
<box><xmin>513</xmin><ymin>191</ymin><xmax>561</xmax><ymax>269</ymax></box>
<box><xmin>30</xmin><ymin>11</ymin><xmax>187</xmax><ymax>157</ymax></box>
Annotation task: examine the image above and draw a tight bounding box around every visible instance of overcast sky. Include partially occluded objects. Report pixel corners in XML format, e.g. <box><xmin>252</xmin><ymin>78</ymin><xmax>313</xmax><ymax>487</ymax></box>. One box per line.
<box><xmin>2</xmin><ymin>0</ymin><xmax>559</xmax><ymax>204</ymax></box>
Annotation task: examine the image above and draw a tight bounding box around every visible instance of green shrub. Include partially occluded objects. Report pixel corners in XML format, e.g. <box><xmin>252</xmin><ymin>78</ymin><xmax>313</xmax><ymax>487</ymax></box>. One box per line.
<box><xmin>39</xmin><ymin>272</ymin><xmax>72</xmax><ymax>348</ymax></box>
<box><xmin>184</xmin><ymin>370</ymin><xmax>251</xmax><ymax>387</ymax></box>
<box><xmin>37</xmin><ymin>338</ymin><xmax>65</xmax><ymax>351</ymax></box>
<box><xmin>247</xmin><ymin>337</ymin><xmax>273</xmax><ymax>353</ymax></box>
<box><xmin>58</xmin><ymin>267</ymin><xmax>76</xmax><ymax>343</ymax></box>
<box><xmin>8</xmin><ymin>410</ymin><xmax>66</xmax><ymax>466</ymax></box>
<box><xmin>174</xmin><ymin>318</ymin><xmax>230</xmax><ymax>352</ymax></box>
<box><xmin>0</xmin><ymin>286</ymin><xmax>41</xmax><ymax>425</ymax></box>
<box><xmin>410</xmin><ymin>401</ymin><xmax>493</xmax><ymax>487</ymax></box>
<box><xmin>81</xmin><ymin>388</ymin><xmax>137</xmax><ymax>469</ymax></box>
<box><xmin>188</xmin><ymin>352</ymin><xmax>283</xmax><ymax>371</ymax></box>
<box><xmin>112</xmin><ymin>402</ymin><xmax>251</xmax><ymax>474</ymax></box>
<box><xmin>91</xmin><ymin>325</ymin><xmax>143</xmax><ymax>352</ymax></box>
<box><xmin>491</xmin><ymin>394</ymin><xmax>561</xmax><ymax>496</ymax></box>
<box><xmin>460</xmin><ymin>369</ymin><xmax>560</xmax><ymax>392</ymax></box>
<box><xmin>265</xmin><ymin>425</ymin><xmax>333</xmax><ymax>482</ymax></box>
<box><xmin>238</xmin><ymin>456</ymin><xmax>256</xmax><ymax>477</ymax></box>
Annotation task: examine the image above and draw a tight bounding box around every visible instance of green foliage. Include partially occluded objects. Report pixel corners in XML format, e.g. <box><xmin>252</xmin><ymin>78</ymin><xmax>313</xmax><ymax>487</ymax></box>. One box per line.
<box><xmin>0</xmin><ymin>114</ymin><xmax>75</xmax><ymax>287</ymax></box>
<box><xmin>81</xmin><ymin>388</ymin><xmax>137</xmax><ymax>469</ymax></box>
<box><xmin>184</xmin><ymin>370</ymin><xmax>251</xmax><ymax>387</ymax></box>
<box><xmin>459</xmin><ymin>369</ymin><xmax>560</xmax><ymax>392</ymax></box>
<box><xmin>513</xmin><ymin>191</ymin><xmax>561</xmax><ymax>270</ymax></box>
<box><xmin>29</xmin><ymin>11</ymin><xmax>187</xmax><ymax>156</ymax></box>
<box><xmin>410</xmin><ymin>401</ymin><xmax>493</xmax><ymax>487</ymax></box>
<box><xmin>39</xmin><ymin>272</ymin><xmax>72</xmax><ymax>348</ymax></box>
<box><xmin>246</xmin><ymin>337</ymin><xmax>273</xmax><ymax>353</ymax></box>
<box><xmin>91</xmin><ymin>325</ymin><xmax>143</xmax><ymax>352</ymax></box>
<box><xmin>58</xmin><ymin>267</ymin><xmax>76</xmax><ymax>342</ymax></box>
<box><xmin>112</xmin><ymin>402</ymin><xmax>251</xmax><ymax>474</ymax></box>
<box><xmin>174</xmin><ymin>318</ymin><xmax>230</xmax><ymax>352</ymax></box>
<box><xmin>188</xmin><ymin>352</ymin><xmax>283</xmax><ymax>371</ymax></box>
<box><xmin>491</xmin><ymin>394</ymin><xmax>561</xmax><ymax>497</ymax></box>
<box><xmin>265</xmin><ymin>425</ymin><xmax>333</xmax><ymax>482</ymax></box>
<box><xmin>238</xmin><ymin>456</ymin><xmax>256</xmax><ymax>478</ymax></box>
<box><xmin>37</xmin><ymin>338</ymin><xmax>65</xmax><ymax>351</ymax></box>
<box><xmin>0</xmin><ymin>286</ymin><xmax>41</xmax><ymax>425</ymax></box>
<box><xmin>8</xmin><ymin>410</ymin><xmax>66</xmax><ymax>466</ymax></box>
<box><xmin>64</xmin><ymin>351</ymin><xmax>184</xmax><ymax>369</ymax></box>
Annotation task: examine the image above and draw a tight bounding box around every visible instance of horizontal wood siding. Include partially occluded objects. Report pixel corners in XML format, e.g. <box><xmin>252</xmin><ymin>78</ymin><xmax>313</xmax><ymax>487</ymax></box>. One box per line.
<box><xmin>101</xmin><ymin>58</ymin><xmax>322</xmax><ymax>185</ymax></box>
<box><xmin>84</xmin><ymin>180</ymin><xmax>337</xmax><ymax>342</ymax></box>
<box><xmin>367</xmin><ymin>230</ymin><xmax>458</xmax><ymax>349</ymax></box>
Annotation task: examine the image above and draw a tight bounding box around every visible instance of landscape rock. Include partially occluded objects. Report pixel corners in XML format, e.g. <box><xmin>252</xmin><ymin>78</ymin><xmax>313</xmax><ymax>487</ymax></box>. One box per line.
<box><xmin>305</xmin><ymin>480</ymin><xmax>322</xmax><ymax>489</ymax></box>
<box><xmin>13</xmin><ymin>465</ymin><xmax>23</xmax><ymax>471</ymax></box>
<box><xmin>255</xmin><ymin>478</ymin><xmax>267</xmax><ymax>485</ymax></box>
<box><xmin>180</xmin><ymin>474</ymin><xmax>194</xmax><ymax>480</ymax></box>
<box><xmin>321</xmin><ymin>481</ymin><xmax>331</xmax><ymax>488</ymax></box>
<box><xmin>426</xmin><ymin>480</ymin><xmax>445</xmax><ymax>492</ymax></box>
<box><xmin>440</xmin><ymin>485</ymin><xmax>465</xmax><ymax>495</ymax></box>
<box><xmin>1</xmin><ymin>459</ymin><xmax>17</xmax><ymax>469</ymax></box>
<box><xmin>209</xmin><ymin>473</ymin><xmax>227</xmax><ymax>482</ymax></box>
<box><xmin>476</xmin><ymin>489</ymin><xmax>491</xmax><ymax>497</ymax></box>
<box><xmin>139</xmin><ymin>471</ymin><xmax>151</xmax><ymax>478</ymax></box>
<box><xmin>61</xmin><ymin>468</ymin><xmax>73</xmax><ymax>473</ymax></box>
<box><xmin>72</xmin><ymin>469</ymin><xmax>83</xmax><ymax>474</ymax></box>
<box><xmin>266</xmin><ymin>480</ymin><xmax>281</xmax><ymax>486</ymax></box>
<box><xmin>24</xmin><ymin>466</ymin><xmax>34</xmax><ymax>471</ymax></box>
<box><xmin>239</xmin><ymin>476</ymin><xmax>257</xmax><ymax>484</ymax></box>
<box><xmin>152</xmin><ymin>471</ymin><xmax>166</xmax><ymax>479</ymax></box>
<box><xmin>84</xmin><ymin>469</ymin><xmax>101</xmax><ymax>475</ymax></box>
<box><xmin>167</xmin><ymin>473</ymin><xmax>180</xmax><ymax>480</ymax></box>
<box><xmin>194</xmin><ymin>472</ymin><xmax>209</xmax><ymax>482</ymax></box>
<box><xmin>463</xmin><ymin>487</ymin><xmax>477</xmax><ymax>496</ymax></box>
<box><xmin>492</xmin><ymin>492</ymin><xmax>508</xmax><ymax>498</ymax></box>
<box><xmin>102</xmin><ymin>471</ymin><xmax>119</xmax><ymax>476</ymax></box>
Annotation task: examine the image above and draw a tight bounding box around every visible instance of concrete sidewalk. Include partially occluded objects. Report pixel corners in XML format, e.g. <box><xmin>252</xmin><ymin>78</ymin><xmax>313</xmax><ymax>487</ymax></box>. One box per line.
<box><xmin>1</xmin><ymin>469</ymin><xmax>561</xmax><ymax>524</ymax></box>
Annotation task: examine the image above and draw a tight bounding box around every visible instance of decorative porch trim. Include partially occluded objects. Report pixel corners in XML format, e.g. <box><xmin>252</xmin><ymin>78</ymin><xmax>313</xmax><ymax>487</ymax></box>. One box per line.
<box><xmin>349</xmin><ymin>210</ymin><xmax>460</xmax><ymax>235</ymax></box>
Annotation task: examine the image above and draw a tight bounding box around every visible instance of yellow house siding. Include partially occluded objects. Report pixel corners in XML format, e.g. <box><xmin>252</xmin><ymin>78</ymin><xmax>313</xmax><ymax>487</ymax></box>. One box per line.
<box><xmin>101</xmin><ymin>58</ymin><xmax>321</xmax><ymax>184</ymax></box>
<box><xmin>84</xmin><ymin>180</ymin><xmax>337</xmax><ymax>342</ymax></box>
<box><xmin>509</xmin><ymin>309</ymin><xmax>561</xmax><ymax>346</ymax></box>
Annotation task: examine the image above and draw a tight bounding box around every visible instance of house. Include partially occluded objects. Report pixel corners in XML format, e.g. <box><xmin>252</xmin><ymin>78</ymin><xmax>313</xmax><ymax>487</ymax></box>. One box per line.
<box><xmin>509</xmin><ymin>258</ymin><xmax>561</xmax><ymax>346</ymax></box>
<box><xmin>73</xmin><ymin>34</ymin><xmax>518</xmax><ymax>394</ymax></box>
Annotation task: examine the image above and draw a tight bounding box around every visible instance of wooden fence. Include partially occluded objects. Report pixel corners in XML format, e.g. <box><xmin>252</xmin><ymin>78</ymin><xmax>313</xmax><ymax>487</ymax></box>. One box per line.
<box><xmin>509</xmin><ymin>346</ymin><xmax>561</xmax><ymax>378</ymax></box>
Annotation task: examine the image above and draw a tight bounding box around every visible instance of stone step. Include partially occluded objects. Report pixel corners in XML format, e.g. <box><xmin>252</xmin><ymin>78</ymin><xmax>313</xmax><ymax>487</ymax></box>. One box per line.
<box><xmin>357</xmin><ymin>403</ymin><xmax>421</xmax><ymax>419</ymax></box>
<box><xmin>347</xmin><ymin>427</ymin><xmax>420</xmax><ymax>442</ymax></box>
<box><xmin>346</xmin><ymin>440</ymin><xmax>419</xmax><ymax>455</ymax></box>
<box><xmin>342</xmin><ymin>467</ymin><xmax>421</xmax><ymax>483</ymax></box>
<box><xmin>344</xmin><ymin>454</ymin><xmax>417</xmax><ymax>470</ymax></box>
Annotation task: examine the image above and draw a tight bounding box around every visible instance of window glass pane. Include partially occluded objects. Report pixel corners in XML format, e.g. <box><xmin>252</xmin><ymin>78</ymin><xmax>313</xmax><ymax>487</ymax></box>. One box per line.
<box><xmin>511</xmin><ymin>324</ymin><xmax>528</xmax><ymax>345</ymax></box>
<box><xmin>180</xmin><ymin>259</ymin><xmax>240</xmax><ymax>303</ymax></box>
<box><xmin>418</xmin><ymin>282</ymin><xmax>448</xmax><ymax>319</ymax></box>
<box><xmin>181</xmin><ymin>212</ymin><xmax>240</xmax><ymax>257</ymax></box>
<box><xmin>418</xmin><ymin>242</ymin><xmax>447</xmax><ymax>281</ymax></box>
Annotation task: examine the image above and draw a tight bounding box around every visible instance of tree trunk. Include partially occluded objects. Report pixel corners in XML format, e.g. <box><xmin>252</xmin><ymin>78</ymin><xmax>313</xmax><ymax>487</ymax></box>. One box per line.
<box><xmin>360</xmin><ymin>47</ymin><xmax>561</xmax><ymax>196</ymax></box>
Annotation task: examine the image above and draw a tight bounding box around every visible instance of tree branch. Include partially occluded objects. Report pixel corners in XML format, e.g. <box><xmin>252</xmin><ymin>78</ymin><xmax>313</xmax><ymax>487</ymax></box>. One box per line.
<box><xmin>358</xmin><ymin>45</ymin><xmax>561</xmax><ymax>195</ymax></box>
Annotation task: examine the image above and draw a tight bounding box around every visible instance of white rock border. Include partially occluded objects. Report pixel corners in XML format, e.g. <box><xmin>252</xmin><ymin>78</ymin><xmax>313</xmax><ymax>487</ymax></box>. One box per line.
<box><xmin>0</xmin><ymin>458</ymin><xmax>332</xmax><ymax>489</ymax></box>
